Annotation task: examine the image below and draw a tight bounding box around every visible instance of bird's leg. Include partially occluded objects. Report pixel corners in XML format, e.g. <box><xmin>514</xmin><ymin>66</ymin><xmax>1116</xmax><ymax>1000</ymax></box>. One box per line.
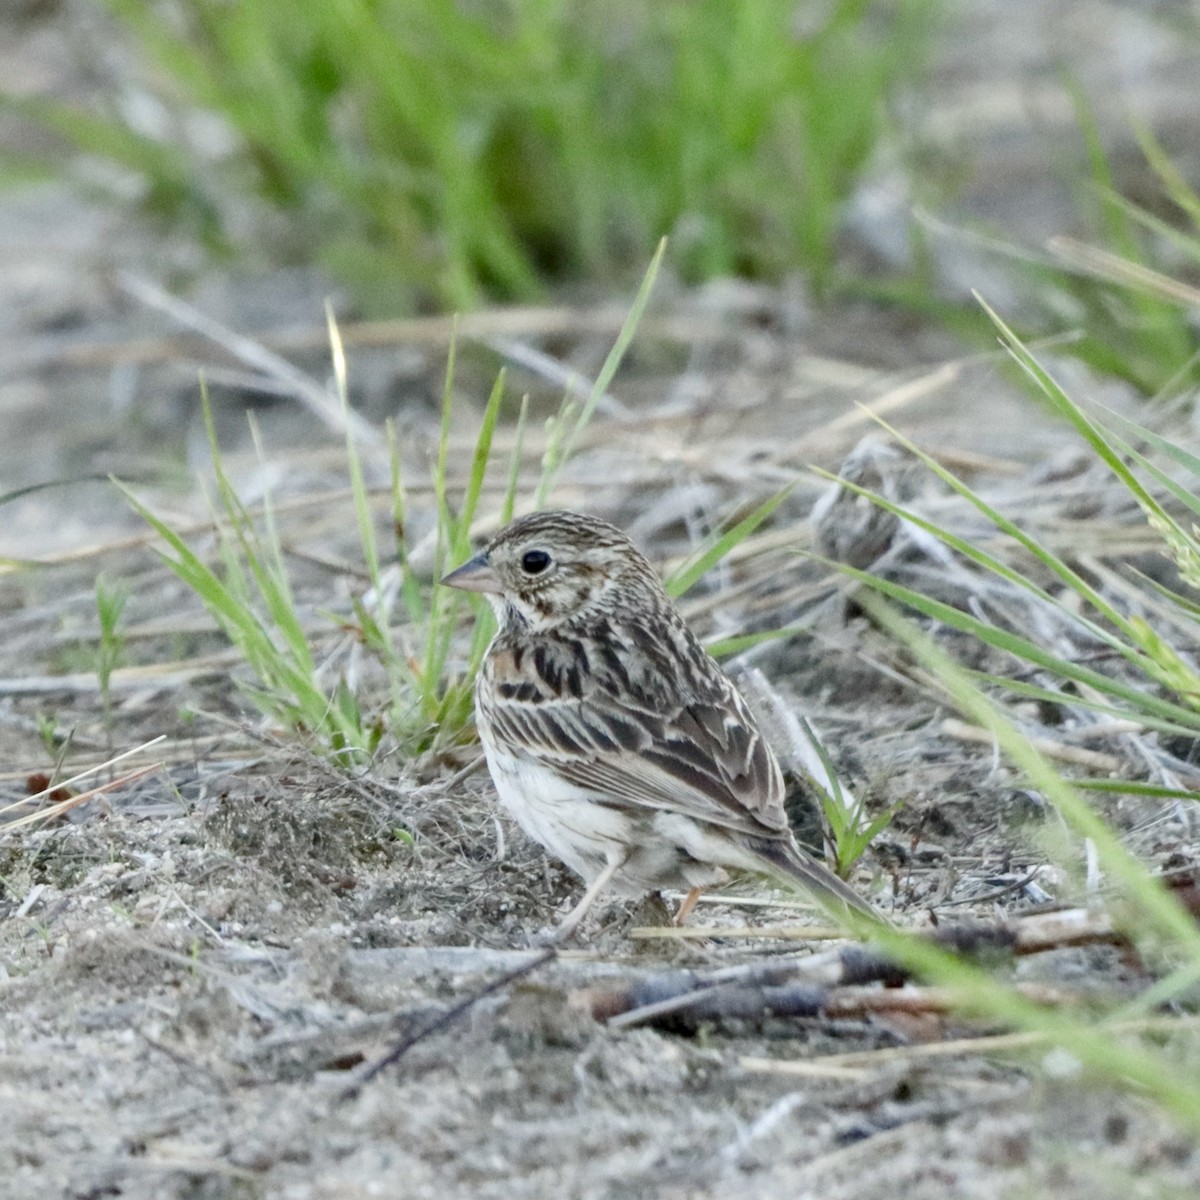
<box><xmin>549</xmin><ymin>851</ymin><xmax>628</xmax><ymax>943</ymax></box>
<box><xmin>673</xmin><ymin>886</ymin><xmax>703</xmax><ymax>926</ymax></box>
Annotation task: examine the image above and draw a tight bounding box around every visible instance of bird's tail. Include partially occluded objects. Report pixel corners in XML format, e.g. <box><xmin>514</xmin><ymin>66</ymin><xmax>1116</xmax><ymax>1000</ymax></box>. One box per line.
<box><xmin>748</xmin><ymin>836</ymin><xmax>881</xmax><ymax>923</ymax></box>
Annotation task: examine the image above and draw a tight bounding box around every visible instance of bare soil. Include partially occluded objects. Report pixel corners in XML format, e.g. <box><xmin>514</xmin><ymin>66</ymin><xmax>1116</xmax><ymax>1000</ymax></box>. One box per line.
<box><xmin>3</xmin><ymin>3</ymin><xmax>1200</xmax><ymax>1199</ymax></box>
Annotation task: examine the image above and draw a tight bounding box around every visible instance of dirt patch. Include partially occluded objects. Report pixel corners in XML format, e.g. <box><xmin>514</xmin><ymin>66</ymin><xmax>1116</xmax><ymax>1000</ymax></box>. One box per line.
<box><xmin>3</xmin><ymin>508</ymin><xmax>1199</xmax><ymax>1200</ymax></box>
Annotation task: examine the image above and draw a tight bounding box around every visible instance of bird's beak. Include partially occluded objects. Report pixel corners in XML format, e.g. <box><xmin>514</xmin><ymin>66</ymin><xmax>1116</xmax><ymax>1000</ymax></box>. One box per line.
<box><xmin>440</xmin><ymin>552</ymin><xmax>502</xmax><ymax>595</ymax></box>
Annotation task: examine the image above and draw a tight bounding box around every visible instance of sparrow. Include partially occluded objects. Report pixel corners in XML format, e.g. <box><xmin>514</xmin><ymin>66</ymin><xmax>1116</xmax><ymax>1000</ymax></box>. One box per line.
<box><xmin>813</xmin><ymin>437</ymin><xmax>909</xmax><ymax>570</ymax></box>
<box><xmin>442</xmin><ymin>509</ymin><xmax>877</xmax><ymax>939</ymax></box>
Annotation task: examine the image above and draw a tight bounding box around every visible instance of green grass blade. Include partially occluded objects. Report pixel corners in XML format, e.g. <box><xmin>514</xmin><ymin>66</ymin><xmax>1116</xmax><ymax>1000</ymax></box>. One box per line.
<box><xmin>454</xmin><ymin>368</ymin><xmax>506</xmax><ymax>561</ymax></box>
<box><xmin>562</xmin><ymin>237</ymin><xmax>665</xmax><ymax>461</ymax></box>
<box><xmin>858</xmin><ymin>407</ymin><xmax>1144</xmax><ymax>646</ymax></box>
<box><xmin>706</xmin><ymin>625</ymin><xmax>805</xmax><ymax>658</ymax></box>
<box><xmin>961</xmin><ymin>670</ymin><xmax>1200</xmax><ymax>742</ymax></box>
<box><xmin>387</xmin><ymin>419</ymin><xmax>426</xmax><ymax>627</ymax></box>
<box><xmin>1133</xmin><ymin>121</ymin><xmax>1200</xmax><ymax>230</ymax></box>
<box><xmin>666</xmin><ymin>486</ymin><xmax>794</xmax><ymax>599</ymax></box>
<box><xmin>838</xmin><ymin>561</ymin><xmax>1200</xmax><ymax>729</ymax></box>
<box><xmin>978</xmin><ymin>297</ymin><xmax>1169</xmax><ymax>522</ymax></box>
<box><xmin>1075</xmin><ymin>780</ymin><xmax>1200</xmax><ymax>800</ymax></box>
<box><xmin>862</xmin><ymin>592</ymin><xmax>1200</xmax><ymax>954</ymax></box>
<box><xmin>330</xmin><ymin>303</ymin><xmax>382</xmax><ymax>589</ymax></box>
<box><xmin>536</xmin><ymin>237</ymin><xmax>666</xmax><ymax>505</ymax></box>
<box><xmin>501</xmin><ymin>395</ymin><xmax>529</xmax><ymax>527</ymax></box>
<box><xmin>871</xmin><ymin>924</ymin><xmax>1200</xmax><ymax>1130</ymax></box>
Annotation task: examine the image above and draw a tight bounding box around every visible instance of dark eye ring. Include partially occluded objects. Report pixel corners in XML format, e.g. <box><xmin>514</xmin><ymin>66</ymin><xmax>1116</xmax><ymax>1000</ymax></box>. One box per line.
<box><xmin>521</xmin><ymin>549</ymin><xmax>551</xmax><ymax>575</ymax></box>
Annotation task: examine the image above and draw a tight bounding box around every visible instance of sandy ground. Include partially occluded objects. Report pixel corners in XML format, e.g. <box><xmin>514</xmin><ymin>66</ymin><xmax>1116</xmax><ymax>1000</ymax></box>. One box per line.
<box><xmin>2</xmin><ymin>3</ymin><xmax>1200</xmax><ymax>1198</ymax></box>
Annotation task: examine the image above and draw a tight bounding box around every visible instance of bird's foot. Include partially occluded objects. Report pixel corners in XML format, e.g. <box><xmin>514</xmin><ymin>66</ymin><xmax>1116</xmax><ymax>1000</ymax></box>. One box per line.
<box><xmin>673</xmin><ymin>886</ymin><xmax>704</xmax><ymax>926</ymax></box>
<box><xmin>525</xmin><ymin>919</ymin><xmax>579</xmax><ymax>948</ymax></box>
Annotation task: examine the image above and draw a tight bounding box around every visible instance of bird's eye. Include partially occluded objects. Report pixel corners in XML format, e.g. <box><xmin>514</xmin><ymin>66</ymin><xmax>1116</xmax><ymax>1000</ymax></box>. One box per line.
<box><xmin>521</xmin><ymin>549</ymin><xmax>551</xmax><ymax>576</ymax></box>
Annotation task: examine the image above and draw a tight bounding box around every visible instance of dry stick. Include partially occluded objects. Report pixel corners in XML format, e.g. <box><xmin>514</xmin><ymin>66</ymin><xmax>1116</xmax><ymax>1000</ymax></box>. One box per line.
<box><xmin>941</xmin><ymin>717</ymin><xmax>1123</xmax><ymax>773</ymax></box>
<box><xmin>1049</xmin><ymin>237</ymin><xmax>1200</xmax><ymax>308</ymax></box>
<box><xmin>935</xmin><ymin>865</ymin><xmax>1049</xmax><ymax>907</ymax></box>
<box><xmin>596</xmin><ymin>909</ymin><xmax>1120</xmax><ymax>1028</ymax></box>
<box><xmin>482</xmin><ymin>335</ymin><xmax>630</xmax><ymax>419</ymax></box>
<box><xmin>0</xmin><ymin>738</ymin><xmax>267</xmax><ymax>780</ymax></box>
<box><xmin>0</xmin><ymin>491</ymin><xmax>366</xmax><ymax>574</ymax></box>
<box><xmin>1</xmin><ymin>762</ymin><xmax>163</xmax><ymax>832</ymax></box>
<box><xmin>338</xmin><ymin>948</ymin><xmax>557</xmax><ymax>1101</ymax></box>
<box><xmin>118</xmin><ymin>273</ymin><xmax>383</xmax><ymax>447</ymax></box>
<box><xmin>26</xmin><ymin>304</ymin><xmax>730</xmax><ymax>374</ymax></box>
<box><xmin>801</xmin><ymin>323</ymin><xmax>1093</xmax><ymax>456</ymax></box>
<box><xmin>631</xmin><ymin>922</ymin><xmax>849</xmax><ymax>941</ymax></box>
<box><xmin>743</xmin><ymin>1013</ymin><xmax>1200</xmax><ymax>1076</ymax></box>
<box><xmin>0</xmin><ymin>735</ymin><xmax>166</xmax><ymax>817</ymax></box>
<box><xmin>600</xmin><ymin>975</ymin><xmax>1085</xmax><ymax>1033</ymax></box>
<box><xmin>767</xmin><ymin>360</ymin><xmax>961</xmax><ymax>468</ymax></box>
<box><xmin>823</xmin><ymin>981</ymin><xmax>1079</xmax><ymax>1017</ymax></box>
<box><xmin>0</xmin><ymin>652</ymin><xmax>246</xmax><ymax>696</ymax></box>
<box><xmin>632</xmin><ymin>906</ymin><xmax>1119</xmax><ymax>947</ymax></box>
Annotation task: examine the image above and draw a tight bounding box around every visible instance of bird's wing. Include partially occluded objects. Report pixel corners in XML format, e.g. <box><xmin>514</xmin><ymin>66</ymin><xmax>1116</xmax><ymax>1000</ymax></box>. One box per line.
<box><xmin>481</xmin><ymin>634</ymin><xmax>791</xmax><ymax>842</ymax></box>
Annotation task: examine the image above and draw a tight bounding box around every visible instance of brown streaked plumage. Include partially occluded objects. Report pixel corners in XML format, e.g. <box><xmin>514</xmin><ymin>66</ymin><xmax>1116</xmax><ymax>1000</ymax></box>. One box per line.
<box><xmin>442</xmin><ymin>510</ymin><xmax>877</xmax><ymax>939</ymax></box>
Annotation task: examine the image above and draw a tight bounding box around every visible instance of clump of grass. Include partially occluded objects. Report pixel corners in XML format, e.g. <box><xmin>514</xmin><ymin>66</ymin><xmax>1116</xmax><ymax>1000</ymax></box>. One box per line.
<box><xmin>120</xmin><ymin>239</ymin><xmax>808</xmax><ymax>774</ymax></box>
<box><xmin>126</xmin><ymin>389</ymin><xmax>383</xmax><ymax>766</ymax></box>
<box><xmin>20</xmin><ymin>0</ymin><xmax>937</xmax><ymax>310</ymax></box>
<box><xmin>835</xmin><ymin>302</ymin><xmax>1200</xmax><ymax>767</ymax></box>
<box><xmin>120</xmin><ymin>358</ymin><xmax>535</xmax><ymax>766</ymax></box>
<box><xmin>123</xmin><ymin>244</ymin><xmax>677</xmax><ymax>767</ymax></box>
<box><xmin>866</xmin><ymin>594</ymin><xmax>1200</xmax><ymax>1133</ymax></box>
<box><xmin>804</xmin><ymin>723</ymin><xmax>898</xmax><ymax>879</ymax></box>
<box><xmin>1012</xmin><ymin>106</ymin><xmax>1200</xmax><ymax>397</ymax></box>
<box><xmin>829</xmin><ymin>303</ymin><xmax>1200</xmax><ymax>1128</ymax></box>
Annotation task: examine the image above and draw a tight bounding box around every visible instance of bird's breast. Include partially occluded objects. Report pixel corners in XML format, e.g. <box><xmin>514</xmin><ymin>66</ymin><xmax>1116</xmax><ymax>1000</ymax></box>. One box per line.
<box><xmin>480</xmin><ymin>742</ymin><xmax>632</xmax><ymax>883</ymax></box>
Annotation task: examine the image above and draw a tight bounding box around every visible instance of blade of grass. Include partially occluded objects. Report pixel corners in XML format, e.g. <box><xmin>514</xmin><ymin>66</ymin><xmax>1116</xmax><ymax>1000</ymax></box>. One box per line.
<box><xmin>861</xmin><ymin>592</ymin><xmax>1200</xmax><ymax>955</ymax></box>
<box><xmin>501</xmin><ymin>395</ymin><xmax>529</xmax><ymax>527</ymax></box>
<box><xmin>833</xmin><ymin>559</ymin><xmax>1200</xmax><ymax>731</ymax></box>
<box><xmin>959</xmin><ymin>670</ymin><xmax>1200</xmax><ymax>742</ymax></box>
<box><xmin>846</xmin><ymin>406</ymin><xmax>1150</xmax><ymax>650</ymax></box>
<box><xmin>666</xmin><ymin>485</ymin><xmax>795</xmax><ymax>599</ymax></box>
<box><xmin>331</xmin><ymin>302</ymin><xmax>382</xmax><ymax>589</ymax></box>
<box><xmin>535</xmin><ymin>237</ymin><xmax>666</xmax><ymax>505</ymax></box>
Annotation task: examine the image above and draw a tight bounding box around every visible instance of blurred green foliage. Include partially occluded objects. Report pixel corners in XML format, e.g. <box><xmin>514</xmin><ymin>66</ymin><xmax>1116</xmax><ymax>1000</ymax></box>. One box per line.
<box><xmin>21</xmin><ymin>0</ymin><xmax>936</xmax><ymax>311</ymax></box>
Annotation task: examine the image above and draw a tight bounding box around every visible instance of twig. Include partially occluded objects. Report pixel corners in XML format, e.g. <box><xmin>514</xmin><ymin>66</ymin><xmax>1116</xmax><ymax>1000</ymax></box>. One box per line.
<box><xmin>482</xmin><ymin>335</ymin><xmax>629</xmax><ymax>419</ymax></box>
<box><xmin>825</xmin><ymin>363</ymin><xmax>961</xmax><ymax>437</ymax></box>
<box><xmin>590</xmin><ymin>909</ymin><xmax>1122</xmax><ymax>1028</ymax></box>
<box><xmin>22</xmin><ymin>304</ymin><xmax>729</xmax><ymax>374</ymax></box>
<box><xmin>942</xmin><ymin>718</ymin><xmax>1123</xmax><ymax>773</ymax></box>
<box><xmin>630</xmin><ymin>922</ymin><xmax>848</xmax><ymax>941</ymax></box>
<box><xmin>0</xmin><ymin>655</ymin><xmax>243</xmax><ymax>695</ymax></box>
<box><xmin>118</xmin><ymin>273</ymin><xmax>382</xmax><ymax>446</ymax></box>
<box><xmin>631</xmin><ymin>907</ymin><xmax>1117</xmax><ymax>949</ymax></box>
<box><xmin>0</xmin><ymin>735</ymin><xmax>166</xmax><ymax>818</ymax></box>
<box><xmin>742</xmin><ymin>1013</ymin><xmax>1200</xmax><ymax>1075</ymax></box>
<box><xmin>935</xmin><ymin>866</ymin><xmax>1049</xmax><ymax>907</ymax></box>
<box><xmin>594</xmin><ymin>976</ymin><xmax>1082</xmax><ymax>1031</ymax></box>
<box><xmin>338</xmin><ymin>947</ymin><xmax>556</xmax><ymax>1101</ymax></box>
<box><xmin>1048</xmin><ymin>237</ymin><xmax>1200</xmax><ymax>308</ymax></box>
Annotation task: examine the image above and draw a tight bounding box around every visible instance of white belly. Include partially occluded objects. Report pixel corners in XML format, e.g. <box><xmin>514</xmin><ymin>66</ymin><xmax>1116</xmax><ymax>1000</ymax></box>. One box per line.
<box><xmin>483</xmin><ymin>744</ymin><xmax>633</xmax><ymax>883</ymax></box>
<box><xmin>481</xmin><ymin>744</ymin><xmax>732</xmax><ymax>896</ymax></box>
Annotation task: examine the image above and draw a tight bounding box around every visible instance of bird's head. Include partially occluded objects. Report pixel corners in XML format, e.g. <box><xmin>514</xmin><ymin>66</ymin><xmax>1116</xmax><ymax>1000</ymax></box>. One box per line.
<box><xmin>441</xmin><ymin>510</ymin><xmax>660</xmax><ymax>632</ymax></box>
